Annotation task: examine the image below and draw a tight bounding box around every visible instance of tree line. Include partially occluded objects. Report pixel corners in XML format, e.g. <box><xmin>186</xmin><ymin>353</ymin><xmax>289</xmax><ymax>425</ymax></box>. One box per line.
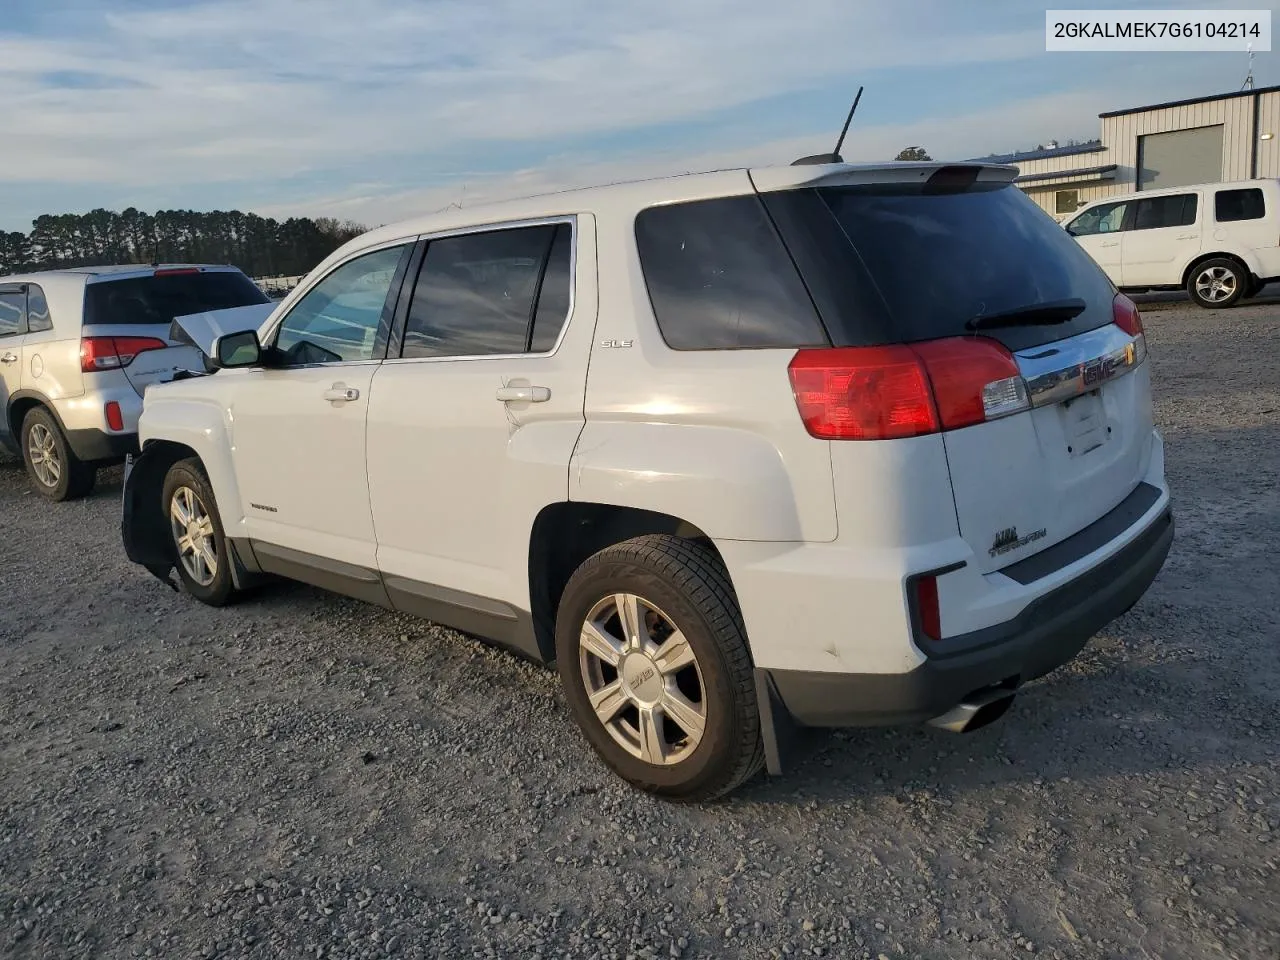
<box><xmin>0</xmin><ymin>209</ymin><xmax>368</xmax><ymax>280</ymax></box>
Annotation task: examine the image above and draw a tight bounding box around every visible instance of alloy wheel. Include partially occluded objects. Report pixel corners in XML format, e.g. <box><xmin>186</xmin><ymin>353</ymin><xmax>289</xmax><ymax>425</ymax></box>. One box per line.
<box><xmin>27</xmin><ymin>423</ymin><xmax>60</xmax><ymax>488</ymax></box>
<box><xmin>1195</xmin><ymin>265</ymin><xmax>1237</xmax><ymax>303</ymax></box>
<box><xmin>578</xmin><ymin>592</ymin><xmax>707</xmax><ymax>766</ymax></box>
<box><xmin>169</xmin><ymin>485</ymin><xmax>218</xmax><ymax>586</ymax></box>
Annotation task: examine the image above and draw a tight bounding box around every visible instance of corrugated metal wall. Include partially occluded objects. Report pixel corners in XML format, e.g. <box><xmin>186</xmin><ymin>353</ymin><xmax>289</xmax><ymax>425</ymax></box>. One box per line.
<box><xmin>1014</xmin><ymin>90</ymin><xmax>1280</xmax><ymax>219</ymax></box>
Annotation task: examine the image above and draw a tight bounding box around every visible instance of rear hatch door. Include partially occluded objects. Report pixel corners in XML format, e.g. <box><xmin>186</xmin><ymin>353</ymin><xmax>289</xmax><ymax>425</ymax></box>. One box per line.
<box><xmin>763</xmin><ymin>171</ymin><xmax>1155</xmax><ymax>574</ymax></box>
<box><xmin>83</xmin><ymin>267</ymin><xmax>272</xmax><ymax>395</ymax></box>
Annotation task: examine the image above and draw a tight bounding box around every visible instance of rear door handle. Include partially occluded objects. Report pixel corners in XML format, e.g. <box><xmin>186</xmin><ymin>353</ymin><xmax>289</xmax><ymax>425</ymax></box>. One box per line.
<box><xmin>323</xmin><ymin>384</ymin><xmax>360</xmax><ymax>403</ymax></box>
<box><xmin>1100</xmin><ymin>241</ymin><xmax>1120</xmax><ymax>248</ymax></box>
<box><xmin>0</xmin><ymin>353</ymin><xmax>17</xmax><ymax>364</ymax></box>
<box><xmin>495</xmin><ymin>385</ymin><xmax>550</xmax><ymax>403</ymax></box>
<box><xmin>1176</xmin><ymin>233</ymin><xmax>1198</xmax><ymax>240</ymax></box>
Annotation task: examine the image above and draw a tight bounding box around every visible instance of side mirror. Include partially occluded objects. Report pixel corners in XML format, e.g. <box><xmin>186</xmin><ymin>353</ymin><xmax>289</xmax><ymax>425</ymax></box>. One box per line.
<box><xmin>212</xmin><ymin>329</ymin><xmax>262</xmax><ymax>368</ymax></box>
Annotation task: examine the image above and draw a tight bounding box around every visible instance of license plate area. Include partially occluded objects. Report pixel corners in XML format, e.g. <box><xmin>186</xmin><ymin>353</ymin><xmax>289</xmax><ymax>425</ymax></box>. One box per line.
<box><xmin>1061</xmin><ymin>390</ymin><xmax>1107</xmax><ymax>457</ymax></box>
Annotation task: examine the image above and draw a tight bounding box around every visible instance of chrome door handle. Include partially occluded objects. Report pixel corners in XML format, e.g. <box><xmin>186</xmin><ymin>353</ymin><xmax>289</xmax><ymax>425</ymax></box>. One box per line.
<box><xmin>1176</xmin><ymin>234</ymin><xmax>1198</xmax><ymax>240</ymax></box>
<box><xmin>0</xmin><ymin>352</ymin><xmax>17</xmax><ymax>364</ymax></box>
<box><xmin>323</xmin><ymin>384</ymin><xmax>360</xmax><ymax>403</ymax></box>
<box><xmin>495</xmin><ymin>385</ymin><xmax>550</xmax><ymax>403</ymax></box>
<box><xmin>1100</xmin><ymin>241</ymin><xmax>1120</xmax><ymax>248</ymax></box>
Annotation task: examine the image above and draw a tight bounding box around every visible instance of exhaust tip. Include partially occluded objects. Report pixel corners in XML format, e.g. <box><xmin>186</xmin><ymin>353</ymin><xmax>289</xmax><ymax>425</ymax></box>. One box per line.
<box><xmin>928</xmin><ymin>686</ymin><xmax>1017</xmax><ymax>734</ymax></box>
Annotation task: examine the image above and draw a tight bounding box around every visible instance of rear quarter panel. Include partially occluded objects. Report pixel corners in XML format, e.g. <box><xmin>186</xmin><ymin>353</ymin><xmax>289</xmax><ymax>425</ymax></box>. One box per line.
<box><xmin>571</xmin><ymin>175</ymin><xmax>837</xmax><ymax>542</ymax></box>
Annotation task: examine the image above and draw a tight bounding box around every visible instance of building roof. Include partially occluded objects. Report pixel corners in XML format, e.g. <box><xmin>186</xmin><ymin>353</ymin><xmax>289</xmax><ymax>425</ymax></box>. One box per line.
<box><xmin>1099</xmin><ymin>83</ymin><xmax>1280</xmax><ymax>118</ymax></box>
<box><xmin>969</xmin><ymin>140</ymin><xmax>1105</xmax><ymax>165</ymax></box>
<box><xmin>1015</xmin><ymin>164</ymin><xmax>1118</xmax><ymax>186</ymax></box>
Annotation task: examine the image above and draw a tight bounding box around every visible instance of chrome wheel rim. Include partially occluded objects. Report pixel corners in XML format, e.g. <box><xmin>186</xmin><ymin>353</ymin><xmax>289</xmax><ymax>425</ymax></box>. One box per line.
<box><xmin>1195</xmin><ymin>266</ymin><xmax>1237</xmax><ymax>303</ymax></box>
<box><xmin>579</xmin><ymin>592</ymin><xmax>707</xmax><ymax>766</ymax></box>
<box><xmin>27</xmin><ymin>423</ymin><xmax>60</xmax><ymax>487</ymax></box>
<box><xmin>169</xmin><ymin>485</ymin><xmax>218</xmax><ymax>586</ymax></box>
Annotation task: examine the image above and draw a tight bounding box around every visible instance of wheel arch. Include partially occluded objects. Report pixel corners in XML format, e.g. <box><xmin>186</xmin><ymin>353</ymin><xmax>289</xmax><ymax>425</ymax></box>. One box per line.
<box><xmin>1181</xmin><ymin>250</ymin><xmax>1259</xmax><ymax>289</ymax></box>
<box><xmin>527</xmin><ymin>501</ymin><xmax>730</xmax><ymax>663</ymax></box>
<box><xmin>7</xmin><ymin>390</ymin><xmax>65</xmax><ymax>440</ymax></box>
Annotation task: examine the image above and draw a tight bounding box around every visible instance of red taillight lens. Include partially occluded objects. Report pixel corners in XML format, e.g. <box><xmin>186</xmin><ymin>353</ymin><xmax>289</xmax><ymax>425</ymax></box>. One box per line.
<box><xmin>912</xmin><ymin>337</ymin><xmax>1029</xmax><ymax>431</ymax></box>
<box><xmin>80</xmin><ymin>336</ymin><xmax>167</xmax><ymax>373</ymax></box>
<box><xmin>787</xmin><ymin>345</ymin><xmax>939</xmax><ymax>440</ymax></box>
<box><xmin>104</xmin><ymin>401</ymin><xmax>124</xmax><ymax>432</ymax></box>
<box><xmin>788</xmin><ymin>337</ymin><xmax>1029</xmax><ymax>440</ymax></box>
<box><xmin>1112</xmin><ymin>293</ymin><xmax>1143</xmax><ymax>337</ymax></box>
<box><xmin>153</xmin><ymin>267</ymin><xmax>200</xmax><ymax>276</ymax></box>
<box><xmin>914</xmin><ymin>575</ymin><xmax>941</xmax><ymax>641</ymax></box>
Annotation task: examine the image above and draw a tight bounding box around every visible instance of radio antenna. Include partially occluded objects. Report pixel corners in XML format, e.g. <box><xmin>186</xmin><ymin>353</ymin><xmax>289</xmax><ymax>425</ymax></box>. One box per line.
<box><xmin>792</xmin><ymin>86</ymin><xmax>864</xmax><ymax>166</ymax></box>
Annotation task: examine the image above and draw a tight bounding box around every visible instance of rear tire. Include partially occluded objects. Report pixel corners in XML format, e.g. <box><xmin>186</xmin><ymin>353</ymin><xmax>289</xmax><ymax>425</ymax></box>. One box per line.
<box><xmin>1187</xmin><ymin>258</ymin><xmax>1247</xmax><ymax>309</ymax></box>
<box><xmin>162</xmin><ymin>458</ymin><xmax>237</xmax><ymax>606</ymax></box>
<box><xmin>21</xmin><ymin>407</ymin><xmax>95</xmax><ymax>502</ymax></box>
<box><xmin>555</xmin><ymin>535</ymin><xmax>764</xmax><ymax>801</ymax></box>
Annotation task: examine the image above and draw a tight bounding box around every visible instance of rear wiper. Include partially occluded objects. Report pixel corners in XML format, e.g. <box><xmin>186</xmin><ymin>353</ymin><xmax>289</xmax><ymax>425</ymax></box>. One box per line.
<box><xmin>965</xmin><ymin>298</ymin><xmax>1087</xmax><ymax>332</ymax></box>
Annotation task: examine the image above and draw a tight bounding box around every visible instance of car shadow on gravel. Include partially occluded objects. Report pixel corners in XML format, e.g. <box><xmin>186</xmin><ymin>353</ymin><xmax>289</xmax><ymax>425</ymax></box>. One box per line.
<box><xmin>734</xmin><ymin>655</ymin><xmax>1276</xmax><ymax>806</ymax></box>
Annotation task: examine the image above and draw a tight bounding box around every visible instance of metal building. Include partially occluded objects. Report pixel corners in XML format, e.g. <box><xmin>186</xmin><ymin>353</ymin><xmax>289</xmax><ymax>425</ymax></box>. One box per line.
<box><xmin>972</xmin><ymin>85</ymin><xmax>1280</xmax><ymax>220</ymax></box>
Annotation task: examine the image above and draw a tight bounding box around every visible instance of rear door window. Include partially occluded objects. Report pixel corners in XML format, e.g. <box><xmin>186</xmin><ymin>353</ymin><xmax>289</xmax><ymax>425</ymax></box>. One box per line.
<box><xmin>1133</xmin><ymin>193</ymin><xmax>1198</xmax><ymax>230</ymax></box>
<box><xmin>85</xmin><ymin>270</ymin><xmax>270</xmax><ymax>327</ymax></box>
<box><xmin>634</xmin><ymin>195</ymin><xmax>827</xmax><ymax>350</ymax></box>
<box><xmin>771</xmin><ymin>181</ymin><xmax>1119</xmax><ymax>351</ymax></box>
<box><xmin>26</xmin><ymin>285</ymin><xmax>53</xmax><ymax>333</ymax></box>
<box><xmin>400</xmin><ymin>223</ymin><xmax>569</xmax><ymax>359</ymax></box>
<box><xmin>1215</xmin><ymin>187</ymin><xmax>1266</xmax><ymax>222</ymax></box>
<box><xmin>0</xmin><ymin>288</ymin><xmax>25</xmax><ymax>338</ymax></box>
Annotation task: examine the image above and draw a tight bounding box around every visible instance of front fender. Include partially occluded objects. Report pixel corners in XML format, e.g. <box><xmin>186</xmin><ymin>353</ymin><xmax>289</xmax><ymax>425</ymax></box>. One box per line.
<box><xmin>138</xmin><ymin>394</ymin><xmax>245</xmax><ymax>534</ymax></box>
<box><xmin>569</xmin><ymin>422</ymin><xmax>835</xmax><ymax>542</ymax></box>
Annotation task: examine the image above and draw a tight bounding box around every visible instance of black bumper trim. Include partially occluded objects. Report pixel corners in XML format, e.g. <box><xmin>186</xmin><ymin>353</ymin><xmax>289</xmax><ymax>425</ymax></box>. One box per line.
<box><xmin>766</xmin><ymin>506</ymin><xmax>1173</xmax><ymax>728</ymax></box>
<box><xmin>998</xmin><ymin>481</ymin><xmax>1162</xmax><ymax>585</ymax></box>
<box><xmin>68</xmin><ymin>428</ymin><xmax>138</xmax><ymax>464</ymax></box>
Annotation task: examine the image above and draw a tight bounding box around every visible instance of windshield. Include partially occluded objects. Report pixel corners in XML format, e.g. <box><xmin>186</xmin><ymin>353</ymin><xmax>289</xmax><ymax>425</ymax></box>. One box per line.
<box><xmin>85</xmin><ymin>270</ymin><xmax>270</xmax><ymax>327</ymax></box>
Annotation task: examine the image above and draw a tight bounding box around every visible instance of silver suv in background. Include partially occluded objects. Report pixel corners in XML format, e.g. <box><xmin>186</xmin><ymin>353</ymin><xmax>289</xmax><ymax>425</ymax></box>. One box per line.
<box><xmin>0</xmin><ymin>265</ymin><xmax>270</xmax><ymax>500</ymax></box>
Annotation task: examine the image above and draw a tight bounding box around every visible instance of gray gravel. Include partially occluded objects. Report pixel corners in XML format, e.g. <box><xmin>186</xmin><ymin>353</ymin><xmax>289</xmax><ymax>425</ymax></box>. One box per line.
<box><xmin>2</xmin><ymin>294</ymin><xmax>1279</xmax><ymax>960</ymax></box>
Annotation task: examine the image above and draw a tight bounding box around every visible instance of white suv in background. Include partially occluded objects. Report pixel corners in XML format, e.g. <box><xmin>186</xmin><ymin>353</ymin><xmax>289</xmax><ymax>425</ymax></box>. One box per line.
<box><xmin>1065</xmin><ymin>178</ymin><xmax>1280</xmax><ymax>308</ymax></box>
<box><xmin>121</xmin><ymin>161</ymin><xmax>1173</xmax><ymax>800</ymax></box>
<box><xmin>0</xmin><ymin>265</ymin><xmax>270</xmax><ymax>500</ymax></box>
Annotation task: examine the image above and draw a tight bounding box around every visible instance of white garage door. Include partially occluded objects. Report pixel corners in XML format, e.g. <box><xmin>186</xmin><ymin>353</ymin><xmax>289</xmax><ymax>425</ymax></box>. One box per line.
<box><xmin>1138</xmin><ymin>125</ymin><xmax>1224</xmax><ymax>190</ymax></box>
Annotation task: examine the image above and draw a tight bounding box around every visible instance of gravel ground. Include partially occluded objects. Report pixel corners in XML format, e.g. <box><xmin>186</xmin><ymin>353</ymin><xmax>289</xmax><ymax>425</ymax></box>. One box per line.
<box><xmin>2</xmin><ymin>295</ymin><xmax>1278</xmax><ymax>960</ymax></box>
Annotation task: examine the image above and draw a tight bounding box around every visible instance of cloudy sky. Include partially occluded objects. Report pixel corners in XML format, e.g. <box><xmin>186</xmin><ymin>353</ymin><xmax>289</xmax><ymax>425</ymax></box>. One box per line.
<box><xmin>0</xmin><ymin>0</ymin><xmax>1273</xmax><ymax>230</ymax></box>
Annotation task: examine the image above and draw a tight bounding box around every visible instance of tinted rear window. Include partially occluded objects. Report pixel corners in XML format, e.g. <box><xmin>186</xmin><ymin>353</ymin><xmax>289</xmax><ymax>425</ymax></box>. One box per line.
<box><xmin>635</xmin><ymin>195</ymin><xmax>827</xmax><ymax>350</ymax></box>
<box><xmin>761</xmin><ymin>182</ymin><xmax>1119</xmax><ymax>351</ymax></box>
<box><xmin>85</xmin><ymin>270</ymin><xmax>270</xmax><ymax>327</ymax></box>
<box><xmin>1215</xmin><ymin>187</ymin><xmax>1265</xmax><ymax>222</ymax></box>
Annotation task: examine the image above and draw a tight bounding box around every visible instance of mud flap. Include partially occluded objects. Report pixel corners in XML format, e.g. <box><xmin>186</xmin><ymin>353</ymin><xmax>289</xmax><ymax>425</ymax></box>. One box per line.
<box><xmin>120</xmin><ymin>452</ymin><xmax>178</xmax><ymax>592</ymax></box>
<box><xmin>755</xmin><ymin>669</ymin><xmax>800</xmax><ymax>776</ymax></box>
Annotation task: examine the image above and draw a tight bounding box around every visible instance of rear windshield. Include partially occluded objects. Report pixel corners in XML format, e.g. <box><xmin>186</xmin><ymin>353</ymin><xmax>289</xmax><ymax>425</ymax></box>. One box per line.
<box><xmin>760</xmin><ymin>181</ymin><xmax>1118</xmax><ymax>351</ymax></box>
<box><xmin>84</xmin><ymin>270</ymin><xmax>270</xmax><ymax>327</ymax></box>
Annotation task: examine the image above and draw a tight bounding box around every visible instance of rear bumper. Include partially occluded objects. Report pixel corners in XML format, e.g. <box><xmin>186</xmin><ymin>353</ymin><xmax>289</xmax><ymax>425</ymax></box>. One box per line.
<box><xmin>67</xmin><ymin>428</ymin><xmax>139</xmax><ymax>464</ymax></box>
<box><xmin>765</xmin><ymin>506</ymin><xmax>1174</xmax><ymax>727</ymax></box>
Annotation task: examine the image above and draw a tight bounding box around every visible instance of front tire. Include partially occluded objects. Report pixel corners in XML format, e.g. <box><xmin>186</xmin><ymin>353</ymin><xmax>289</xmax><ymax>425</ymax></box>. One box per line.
<box><xmin>555</xmin><ymin>535</ymin><xmax>764</xmax><ymax>801</ymax></box>
<box><xmin>1188</xmin><ymin>258</ymin><xmax>1247</xmax><ymax>309</ymax></box>
<box><xmin>162</xmin><ymin>458</ymin><xmax>236</xmax><ymax>606</ymax></box>
<box><xmin>21</xmin><ymin>407</ymin><xmax>95</xmax><ymax>502</ymax></box>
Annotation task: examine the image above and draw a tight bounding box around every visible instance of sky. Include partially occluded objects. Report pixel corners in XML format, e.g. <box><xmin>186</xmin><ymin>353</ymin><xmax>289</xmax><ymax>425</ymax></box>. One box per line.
<box><xmin>0</xmin><ymin>0</ymin><xmax>1274</xmax><ymax>231</ymax></box>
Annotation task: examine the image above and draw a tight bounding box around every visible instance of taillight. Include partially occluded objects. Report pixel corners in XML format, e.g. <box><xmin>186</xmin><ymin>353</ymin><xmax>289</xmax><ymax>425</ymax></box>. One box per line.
<box><xmin>788</xmin><ymin>337</ymin><xmax>1029</xmax><ymax>440</ymax></box>
<box><xmin>1112</xmin><ymin>293</ymin><xmax>1148</xmax><ymax>364</ymax></box>
<box><xmin>80</xmin><ymin>336</ymin><xmax>167</xmax><ymax>373</ymax></box>
<box><xmin>913</xmin><ymin>575</ymin><xmax>941</xmax><ymax>641</ymax></box>
<box><xmin>787</xmin><ymin>346</ymin><xmax>938</xmax><ymax>440</ymax></box>
<box><xmin>104</xmin><ymin>401</ymin><xmax>124</xmax><ymax>432</ymax></box>
<box><xmin>912</xmin><ymin>337</ymin><xmax>1029</xmax><ymax>431</ymax></box>
<box><xmin>1112</xmin><ymin>293</ymin><xmax>1143</xmax><ymax>337</ymax></box>
<box><xmin>153</xmin><ymin>267</ymin><xmax>200</xmax><ymax>276</ymax></box>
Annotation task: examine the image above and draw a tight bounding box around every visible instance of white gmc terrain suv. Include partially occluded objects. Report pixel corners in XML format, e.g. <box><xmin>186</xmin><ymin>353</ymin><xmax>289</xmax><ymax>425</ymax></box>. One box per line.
<box><xmin>121</xmin><ymin>161</ymin><xmax>1174</xmax><ymax>800</ymax></box>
